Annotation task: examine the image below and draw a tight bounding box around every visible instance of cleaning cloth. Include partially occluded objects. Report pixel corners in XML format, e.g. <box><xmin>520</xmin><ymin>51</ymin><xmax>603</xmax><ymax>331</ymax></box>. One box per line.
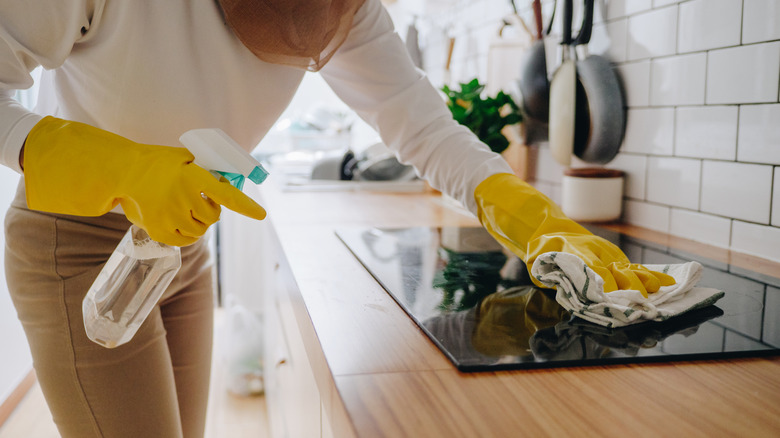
<box><xmin>531</xmin><ymin>252</ymin><xmax>725</xmax><ymax>328</ymax></box>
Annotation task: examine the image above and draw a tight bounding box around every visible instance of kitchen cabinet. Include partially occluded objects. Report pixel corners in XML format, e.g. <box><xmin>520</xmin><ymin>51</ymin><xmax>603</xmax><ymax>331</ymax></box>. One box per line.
<box><xmin>243</xmin><ymin>179</ymin><xmax>780</xmax><ymax>437</ymax></box>
<box><xmin>256</xmin><ymin>215</ymin><xmax>330</xmax><ymax>438</ymax></box>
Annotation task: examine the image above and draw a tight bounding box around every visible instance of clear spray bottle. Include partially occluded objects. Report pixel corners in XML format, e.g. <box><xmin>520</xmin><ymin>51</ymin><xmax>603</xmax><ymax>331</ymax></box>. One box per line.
<box><xmin>82</xmin><ymin>129</ymin><xmax>268</xmax><ymax>348</ymax></box>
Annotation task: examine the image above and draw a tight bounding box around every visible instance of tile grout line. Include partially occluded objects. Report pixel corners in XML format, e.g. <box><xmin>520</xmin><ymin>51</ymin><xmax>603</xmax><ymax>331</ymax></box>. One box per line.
<box><xmin>616</xmin><ymin>39</ymin><xmax>780</xmax><ymax>69</ymax></box>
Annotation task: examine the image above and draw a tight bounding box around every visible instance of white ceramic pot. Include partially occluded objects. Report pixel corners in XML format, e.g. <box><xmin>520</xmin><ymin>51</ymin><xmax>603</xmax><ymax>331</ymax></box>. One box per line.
<box><xmin>561</xmin><ymin>168</ymin><xmax>624</xmax><ymax>222</ymax></box>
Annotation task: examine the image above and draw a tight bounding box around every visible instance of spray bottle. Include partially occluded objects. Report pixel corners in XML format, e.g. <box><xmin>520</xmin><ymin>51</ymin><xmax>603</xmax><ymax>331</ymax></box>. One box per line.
<box><xmin>82</xmin><ymin>129</ymin><xmax>269</xmax><ymax>348</ymax></box>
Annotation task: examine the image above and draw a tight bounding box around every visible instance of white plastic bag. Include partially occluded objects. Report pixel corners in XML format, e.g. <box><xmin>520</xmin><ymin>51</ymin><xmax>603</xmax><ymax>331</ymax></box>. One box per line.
<box><xmin>218</xmin><ymin>296</ymin><xmax>265</xmax><ymax>396</ymax></box>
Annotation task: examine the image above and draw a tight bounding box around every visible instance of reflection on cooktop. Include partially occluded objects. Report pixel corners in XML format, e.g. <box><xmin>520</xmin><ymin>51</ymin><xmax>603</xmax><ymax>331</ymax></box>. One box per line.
<box><xmin>336</xmin><ymin>226</ymin><xmax>780</xmax><ymax>372</ymax></box>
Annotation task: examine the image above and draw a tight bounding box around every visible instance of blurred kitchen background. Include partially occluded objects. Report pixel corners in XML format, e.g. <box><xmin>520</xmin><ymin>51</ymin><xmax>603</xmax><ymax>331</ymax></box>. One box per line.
<box><xmin>218</xmin><ymin>0</ymin><xmax>780</xmax><ymax>336</ymax></box>
<box><xmin>1</xmin><ymin>0</ymin><xmax>779</xmax><ymax>433</ymax></box>
<box><xmin>252</xmin><ymin>0</ymin><xmax>780</xmax><ymax>264</ymax></box>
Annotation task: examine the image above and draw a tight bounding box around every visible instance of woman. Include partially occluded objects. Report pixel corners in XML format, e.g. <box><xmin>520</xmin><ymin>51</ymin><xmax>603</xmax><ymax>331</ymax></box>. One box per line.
<box><xmin>0</xmin><ymin>1</ymin><xmax>672</xmax><ymax>436</ymax></box>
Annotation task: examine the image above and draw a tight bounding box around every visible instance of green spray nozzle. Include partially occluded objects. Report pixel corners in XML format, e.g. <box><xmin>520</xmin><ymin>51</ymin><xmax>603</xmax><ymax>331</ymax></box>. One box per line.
<box><xmin>179</xmin><ymin>129</ymin><xmax>269</xmax><ymax>190</ymax></box>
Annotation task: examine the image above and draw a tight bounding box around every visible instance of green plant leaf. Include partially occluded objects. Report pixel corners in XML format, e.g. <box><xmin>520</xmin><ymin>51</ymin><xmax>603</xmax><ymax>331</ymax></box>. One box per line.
<box><xmin>441</xmin><ymin>79</ymin><xmax>521</xmax><ymax>154</ymax></box>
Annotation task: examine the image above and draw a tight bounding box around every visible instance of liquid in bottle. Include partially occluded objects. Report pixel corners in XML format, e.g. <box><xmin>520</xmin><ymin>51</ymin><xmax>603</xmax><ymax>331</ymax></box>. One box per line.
<box><xmin>82</xmin><ymin>225</ymin><xmax>181</xmax><ymax>348</ymax></box>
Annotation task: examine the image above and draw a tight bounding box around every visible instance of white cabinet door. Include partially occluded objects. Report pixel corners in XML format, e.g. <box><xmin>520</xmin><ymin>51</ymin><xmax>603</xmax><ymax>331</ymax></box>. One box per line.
<box><xmin>262</xmin><ymin>221</ymin><xmax>322</xmax><ymax>438</ymax></box>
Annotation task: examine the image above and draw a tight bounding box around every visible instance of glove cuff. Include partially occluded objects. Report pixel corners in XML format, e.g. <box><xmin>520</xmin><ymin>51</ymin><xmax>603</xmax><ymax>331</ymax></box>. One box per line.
<box><xmin>24</xmin><ymin>116</ymin><xmax>134</xmax><ymax>216</ymax></box>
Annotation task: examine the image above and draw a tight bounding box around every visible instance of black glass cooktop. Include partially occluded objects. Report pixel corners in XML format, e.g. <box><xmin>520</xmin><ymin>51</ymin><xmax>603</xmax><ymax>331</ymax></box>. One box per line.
<box><xmin>336</xmin><ymin>226</ymin><xmax>780</xmax><ymax>372</ymax></box>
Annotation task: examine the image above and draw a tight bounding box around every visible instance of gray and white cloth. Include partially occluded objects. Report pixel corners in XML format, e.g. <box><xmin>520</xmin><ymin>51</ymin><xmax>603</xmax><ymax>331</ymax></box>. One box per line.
<box><xmin>531</xmin><ymin>252</ymin><xmax>725</xmax><ymax>328</ymax></box>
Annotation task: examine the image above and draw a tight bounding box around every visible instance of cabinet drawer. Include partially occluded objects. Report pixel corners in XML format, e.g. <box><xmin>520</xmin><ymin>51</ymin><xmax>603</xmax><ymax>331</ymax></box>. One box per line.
<box><xmin>264</xmin><ymin>229</ymin><xmax>322</xmax><ymax>437</ymax></box>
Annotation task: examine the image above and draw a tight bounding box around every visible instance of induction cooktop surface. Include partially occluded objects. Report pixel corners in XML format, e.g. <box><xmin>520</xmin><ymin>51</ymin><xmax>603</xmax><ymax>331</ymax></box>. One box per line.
<box><xmin>336</xmin><ymin>225</ymin><xmax>780</xmax><ymax>372</ymax></box>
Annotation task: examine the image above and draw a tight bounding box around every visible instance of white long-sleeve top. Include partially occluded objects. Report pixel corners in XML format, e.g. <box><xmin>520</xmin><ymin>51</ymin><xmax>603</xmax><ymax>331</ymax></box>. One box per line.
<box><xmin>0</xmin><ymin>0</ymin><xmax>512</xmax><ymax>213</ymax></box>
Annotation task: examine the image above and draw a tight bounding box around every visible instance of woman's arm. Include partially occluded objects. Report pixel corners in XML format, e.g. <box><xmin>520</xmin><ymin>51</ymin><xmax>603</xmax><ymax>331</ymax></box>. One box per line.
<box><xmin>318</xmin><ymin>0</ymin><xmax>513</xmax><ymax>214</ymax></box>
<box><xmin>319</xmin><ymin>0</ymin><xmax>675</xmax><ymax>296</ymax></box>
<box><xmin>0</xmin><ymin>0</ymin><xmax>103</xmax><ymax>173</ymax></box>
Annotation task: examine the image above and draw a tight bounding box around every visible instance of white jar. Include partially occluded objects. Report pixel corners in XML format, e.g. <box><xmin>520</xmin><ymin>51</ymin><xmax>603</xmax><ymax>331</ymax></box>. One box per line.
<box><xmin>561</xmin><ymin>168</ymin><xmax>624</xmax><ymax>222</ymax></box>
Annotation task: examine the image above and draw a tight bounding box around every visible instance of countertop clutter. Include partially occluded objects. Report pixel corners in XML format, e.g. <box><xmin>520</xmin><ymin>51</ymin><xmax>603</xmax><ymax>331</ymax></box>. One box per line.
<box><xmin>247</xmin><ymin>179</ymin><xmax>780</xmax><ymax>438</ymax></box>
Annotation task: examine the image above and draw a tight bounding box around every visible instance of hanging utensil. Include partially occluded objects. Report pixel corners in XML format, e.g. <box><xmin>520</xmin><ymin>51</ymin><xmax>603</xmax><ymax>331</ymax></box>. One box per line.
<box><xmin>572</xmin><ymin>0</ymin><xmax>626</xmax><ymax>164</ymax></box>
<box><xmin>532</xmin><ymin>0</ymin><xmax>543</xmax><ymax>40</ymax></box>
<box><xmin>516</xmin><ymin>0</ymin><xmax>555</xmax><ymax>145</ymax></box>
<box><xmin>548</xmin><ymin>0</ymin><xmax>576</xmax><ymax>167</ymax></box>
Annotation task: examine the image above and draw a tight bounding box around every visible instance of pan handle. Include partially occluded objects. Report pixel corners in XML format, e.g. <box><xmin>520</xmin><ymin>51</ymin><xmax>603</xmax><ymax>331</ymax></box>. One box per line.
<box><xmin>561</xmin><ymin>0</ymin><xmax>573</xmax><ymax>45</ymax></box>
<box><xmin>545</xmin><ymin>0</ymin><xmax>557</xmax><ymax>36</ymax></box>
<box><xmin>575</xmin><ymin>0</ymin><xmax>594</xmax><ymax>46</ymax></box>
<box><xmin>532</xmin><ymin>0</ymin><xmax>543</xmax><ymax>40</ymax></box>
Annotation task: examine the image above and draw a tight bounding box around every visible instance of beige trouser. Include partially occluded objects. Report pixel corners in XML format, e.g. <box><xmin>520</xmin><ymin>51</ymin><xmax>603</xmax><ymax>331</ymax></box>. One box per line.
<box><xmin>4</xmin><ymin>181</ymin><xmax>215</xmax><ymax>438</ymax></box>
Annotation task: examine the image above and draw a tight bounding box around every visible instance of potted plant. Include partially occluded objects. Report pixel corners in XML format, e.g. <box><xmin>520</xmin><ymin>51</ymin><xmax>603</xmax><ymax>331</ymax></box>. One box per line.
<box><xmin>441</xmin><ymin>78</ymin><xmax>522</xmax><ymax>155</ymax></box>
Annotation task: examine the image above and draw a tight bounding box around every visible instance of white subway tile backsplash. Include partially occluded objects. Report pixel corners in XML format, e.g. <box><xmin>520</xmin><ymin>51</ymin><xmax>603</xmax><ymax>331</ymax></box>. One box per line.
<box><xmin>653</xmin><ymin>0</ymin><xmax>682</xmax><ymax>7</ymax></box>
<box><xmin>606</xmin><ymin>0</ymin><xmax>653</xmax><ymax>20</ymax></box>
<box><xmin>481</xmin><ymin>0</ymin><xmax>509</xmax><ymax>23</ymax></box>
<box><xmin>624</xmin><ymin>0</ymin><xmax>653</xmax><ymax>16</ymax></box>
<box><xmin>669</xmin><ymin>208</ymin><xmax>732</xmax><ymax>248</ymax></box>
<box><xmin>678</xmin><ymin>0</ymin><xmax>742</xmax><ymax>53</ymax></box>
<box><xmin>475</xmin><ymin>53</ymin><xmax>488</xmax><ymax>86</ymax></box>
<box><xmin>531</xmin><ymin>180</ymin><xmax>562</xmax><ymax>206</ymax></box>
<box><xmin>737</xmin><ymin>104</ymin><xmax>780</xmax><ymax>165</ymax></box>
<box><xmin>773</xmin><ymin>168</ymin><xmax>780</xmax><ymax>227</ymax></box>
<box><xmin>414</xmin><ymin>0</ymin><xmax>779</xmax><ymax>263</ymax></box>
<box><xmin>700</xmin><ymin>161</ymin><xmax>773</xmax><ymax>223</ymax></box>
<box><xmin>550</xmin><ymin>184</ymin><xmax>562</xmax><ymax>206</ymax></box>
<box><xmin>627</xmin><ymin>7</ymin><xmax>678</xmax><ymax>61</ymax></box>
<box><xmin>419</xmin><ymin>0</ymin><xmax>455</xmax><ymax>15</ymax></box>
<box><xmin>473</xmin><ymin>25</ymin><xmax>497</xmax><ymax>55</ymax></box>
<box><xmin>623</xmin><ymin>199</ymin><xmax>670</xmax><ymax>232</ymax></box>
<box><xmin>706</xmin><ymin>42</ymin><xmax>780</xmax><ymax>104</ymax></box>
<box><xmin>593</xmin><ymin>0</ymin><xmax>606</xmax><ymax>24</ymax></box>
<box><xmin>731</xmin><ymin>221</ymin><xmax>780</xmax><ymax>262</ymax></box>
<box><xmin>616</xmin><ymin>61</ymin><xmax>650</xmax><ymax>107</ymax></box>
<box><xmin>466</xmin><ymin>1</ymin><xmax>489</xmax><ymax>25</ymax></box>
<box><xmin>541</xmin><ymin>0</ymin><xmax>557</xmax><ymax>27</ymax></box>
<box><xmin>534</xmin><ymin>146</ymin><xmax>565</xmax><ymax>185</ymax></box>
<box><xmin>622</xmin><ymin>108</ymin><xmax>675</xmax><ymax>155</ymax></box>
<box><xmin>675</xmin><ymin>106</ymin><xmax>738</xmax><ymax>160</ymax></box>
<box><xmin>646</xmin><ymin>157</ymin><xmax>701</xmax><ymax>209</ymax></box>
<box><xmin>589</xmin><ymin>20</ymin><xmax>628</xmax><ymax>63</ymax></box>
<box><xmin>743</xmin><ymin>0</ymin><xmax>780</xmax><ymax>44</ymax></box>
<box><xmin>650</xmin><ymin>53</ymin><xmax>707</xmax><ymax>106</ymax></box>
<box><xmin>605</xmin><ymin>153</ymin><xmax>647</xmax><ymax>199</ymax></box>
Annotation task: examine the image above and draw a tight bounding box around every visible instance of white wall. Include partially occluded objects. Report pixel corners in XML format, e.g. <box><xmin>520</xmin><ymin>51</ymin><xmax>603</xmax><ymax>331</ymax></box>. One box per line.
<box><xmin>394</xmin><ymin>0</ymin><xmax>780</xmax><ymax>262</ymax></box>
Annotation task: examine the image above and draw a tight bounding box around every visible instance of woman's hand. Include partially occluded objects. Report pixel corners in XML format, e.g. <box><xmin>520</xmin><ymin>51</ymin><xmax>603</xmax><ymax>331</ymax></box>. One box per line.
<box><xmin>474</xmin><ymin>173</ymin><xmax>674</xmax><ymax>297</ymax></box>
<box><xmin>23</xmin><ymin>116</ymin><xmax>266</xmax><ymax>246</ymax></box>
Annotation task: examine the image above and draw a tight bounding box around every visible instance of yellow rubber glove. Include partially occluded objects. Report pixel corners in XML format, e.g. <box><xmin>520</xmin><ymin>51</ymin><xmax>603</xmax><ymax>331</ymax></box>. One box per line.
<box><xmin>474</xmin><ymin>173</ymin><xmax>675</xmax><ymax>298</ymax></box>
<box><xmin>23</xmin><ymin>116</ymin><xmax>267</xmax><ymax>247</ymax></box>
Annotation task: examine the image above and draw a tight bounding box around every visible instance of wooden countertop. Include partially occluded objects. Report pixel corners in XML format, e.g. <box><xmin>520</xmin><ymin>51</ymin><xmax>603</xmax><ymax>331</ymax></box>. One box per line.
<box><xmin>253</xmin><ymin>181</ymin><xmax>780</xmax><ymax>437</ymax></box>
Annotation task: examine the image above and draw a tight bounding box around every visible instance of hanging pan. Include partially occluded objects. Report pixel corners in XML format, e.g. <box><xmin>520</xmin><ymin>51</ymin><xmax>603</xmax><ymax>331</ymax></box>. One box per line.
<box><xmin>572</xmin><ymin>0</ymin><xmax>626</xmax><ymax>164</ymax></box>
<box><xmin>516</xmin><ymin>0</ymin><xmax>554</xmax><ymax>145</ymax></box>
<box><xmin>548</xmin><ymin>0</ymin><xmax>577</xmax><ymax>166</ymax></box>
